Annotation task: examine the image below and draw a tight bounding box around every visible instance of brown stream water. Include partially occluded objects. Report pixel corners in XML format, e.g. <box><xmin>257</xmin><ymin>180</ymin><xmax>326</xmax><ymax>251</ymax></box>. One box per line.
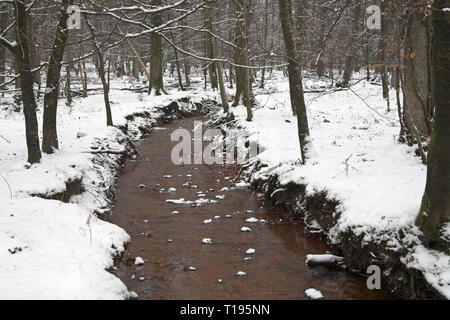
<box><xmin>111</xmin><ymin>116</ymin><xmax>393</xmax><ymax>300</ymax></box>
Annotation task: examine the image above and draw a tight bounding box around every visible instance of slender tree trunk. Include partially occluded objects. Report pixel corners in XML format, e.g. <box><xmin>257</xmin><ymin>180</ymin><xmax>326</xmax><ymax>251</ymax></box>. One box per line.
<box><xmin>14</xmin><ymin>0</ymin><xmax>41</xmax><ymax>163</ymax></box>
<box><xmin>416</xmin><ymin>0</ymin><xmax>450</xmax><ymax>252</ymax></box>
<box><xmin>0</xmin><ymin>4</ymin><xmax>6</xmax><ymax>87</ymax></box>
<box><xmin>207</xmin><ymin>1</ymin><xmax>229</xmax><ymax>112</ymax></box>
<box><xmin>149</xmin><ymin>0</ymin><xmax>164</xmax><ymax>95</ymax></box>
<box><xmin>42</xmin><ymin>0</ymin><xmax>71</xmax><ymax>153</ymax></box>
<box><xmin>260</xmin><ymin>0</ymin><xmax>269</xmax><ymax>88</ymax></box>
<box><xmin>341</xmin><ymin>0</ymin><xmax>362</xmax><ymax>87</ymax></box>
<box><xmin>86</xmin><ymin>19</ymin><xmax>113</xmax><ymax>126</ymax></box>
<box><xmin>278</xmin><ymin>0</ymin><xmax>311</xmax><ymax>163</ymax></box>
<box><xmin>377</xmin><ymin>0</ymin><xmax>390</xmax><ymax>111</ymax></box>
<box><xmin>180</xmin><ymin>19</ymin><xmax>191</xmax><ymax>88</ymax></box>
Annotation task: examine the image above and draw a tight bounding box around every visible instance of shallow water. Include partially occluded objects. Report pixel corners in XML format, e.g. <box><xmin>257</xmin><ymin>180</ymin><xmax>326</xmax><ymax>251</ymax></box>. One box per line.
<box><xmin>111</xmin><ymin>116</ymin><xmax>393</xmax><ymax>300</ymax></box>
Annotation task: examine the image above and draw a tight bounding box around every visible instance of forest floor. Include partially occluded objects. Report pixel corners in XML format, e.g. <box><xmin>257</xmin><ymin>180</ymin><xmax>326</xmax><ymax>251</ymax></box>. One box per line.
<box><xmin>0</xmin><ymin>71</ymin><xmax>448</xmax><ymax>299</ymax></box>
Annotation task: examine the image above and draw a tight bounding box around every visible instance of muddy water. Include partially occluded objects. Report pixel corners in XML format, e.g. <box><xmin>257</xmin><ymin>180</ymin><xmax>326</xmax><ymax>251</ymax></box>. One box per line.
<box><xmin>112</xmin><ymin>116</ymin><xmax>393</xmax><ymax>300</ymax></box>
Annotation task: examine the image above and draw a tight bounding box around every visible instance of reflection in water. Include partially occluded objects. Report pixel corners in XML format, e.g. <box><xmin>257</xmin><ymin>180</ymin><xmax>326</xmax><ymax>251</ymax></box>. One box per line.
<box><xmin>111</xmin><ymin>116</ymin><xmax>393</xmax><ymax>300</ymax></box>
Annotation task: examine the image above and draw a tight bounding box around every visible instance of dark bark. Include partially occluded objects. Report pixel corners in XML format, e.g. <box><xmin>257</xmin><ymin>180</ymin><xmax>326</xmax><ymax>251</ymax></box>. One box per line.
<box><xmin>149</xmin><ymin>0</ymin><xmax>164</xmax><ymax>95</ymax></box>
<box><xmin>0</xmin><ymin>4</ymin><xmax>7</xmax><ymax>85</ymax></box>
<box><xmin>341</xmin><ymin>0</ymin><xmax>361</xmax><ymax>87</ymax></box>
<box><xmin>278</xmin><ymin>0</ymin><xmax>311</xmax><ymax>163</ymax></box>
<box><xmin>416</xmin><ymin>0</ymin><xmax>450</xmax><ymax>252</ymax></box>
<box><xmin>42</xmin><ymin>0</ymin><xmax>71</xmax><ymax>153</ymax></box>
<box><xmin>207</xmin><ymin>1</ymin><xmax>229</xmax><ymax>112</ymax></box>
<box><xmin>14</xmin><ymin>0</ymin><xmax>41</xmax><ymax>163</ymax></box>
<box><xmin>233</xmin><ymin>0</ymin><xmax>253</xmax><ymax>121</ymax></box>
<box><xmin>403</xmin><ymin>11</ymin><xmax>432</xmax><ymax>139</ymax></box>
<box><xmin>86</xmin><ymin>19</ymin><xmax>113</xmax><ymax>126</ymax></box>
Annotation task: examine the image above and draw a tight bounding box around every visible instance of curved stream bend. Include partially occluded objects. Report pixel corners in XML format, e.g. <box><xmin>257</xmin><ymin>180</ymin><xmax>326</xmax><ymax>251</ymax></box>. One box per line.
<box><xmin>111</xmin><ymin>116</ymin><xmax>393</xmax><ymax>300</ymax></box>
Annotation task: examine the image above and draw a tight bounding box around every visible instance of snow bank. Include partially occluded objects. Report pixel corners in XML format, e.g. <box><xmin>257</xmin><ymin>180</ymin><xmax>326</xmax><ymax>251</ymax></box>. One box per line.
<box><xmin>0</xmin><ymin>76</ymin><xmax>218</xmax><ymax>299</ymax></box>
<box><xmin>226</xmin><ymin>72</ymin><xmax>449</xmax><ymax>298</ymax></box>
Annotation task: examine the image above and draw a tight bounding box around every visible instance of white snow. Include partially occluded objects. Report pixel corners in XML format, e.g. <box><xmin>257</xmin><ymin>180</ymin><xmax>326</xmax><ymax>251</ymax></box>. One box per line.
<box><xmin>134</xmin><ymin>257</ymin><xmax>145</xmax><ymax>266</ymax></box>
<box><xmin>245</xmin><ymin>217</ymin><xmax>259</xmax><ymax>223</ymax></box>
<box><xmin>305</xmin><ymin>254</ymin><xmax>345</xmax><ymax>268</ymax></box>
<box><xmin>203</xmin><ymin>219</ymin><xmax>212</xmax><ymax>224</ymax></box>
<box><xmin>305</xmin><ymin>288</ymin><xmax>324</xmax><ymax>300</ymax></box>
<box><xmin>246</xmin><ymin>248</ymin><xmax>256</xmax><ymax>254</ymax></box>
<box><xmin>202</xmin><ymin>238</ymin><xmax>213</xmax><ymax>244</ymax></box>
<box><xmin>0</xmin><ymin>74</ymin><xmax>215</xmax><ymax>299</ymax></box>
<box><xmin>236</xmin><ymin>271</ymin><xmax>247</xmax><ymax>276</ymax></box>
<box><xmin>240</xmin><ymin>227</ymin><xmax>252</xmax><ymax>232</ymax></box>
<box><xmin>224</xmin><ymin>72</ymin><xmax>450</xmax><ymax>298</ymax></box>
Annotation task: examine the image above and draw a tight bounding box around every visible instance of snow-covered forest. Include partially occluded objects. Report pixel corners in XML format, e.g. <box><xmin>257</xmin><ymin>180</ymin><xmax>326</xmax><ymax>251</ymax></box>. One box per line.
<box><xmin>0</xmin><ymin>0</ymin><xmax>449</xmax><ymax>301</ymax></box>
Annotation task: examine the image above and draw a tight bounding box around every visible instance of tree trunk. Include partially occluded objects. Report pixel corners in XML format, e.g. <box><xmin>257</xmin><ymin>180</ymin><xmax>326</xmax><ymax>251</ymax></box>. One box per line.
<box><xmin>402</xmin><ymin>11</ymin><xmax>432</xmax><ymax>139</ymax></box>
<box><xmin>42</xmin><ymin>0</ymin><xmax>71</xmax><ymax>153</ymax></box>
<box><xmin>233</xmin><ymin>0</ymin><xmax>253</xmax><ymax>122</ymax></box>
<box><xmin>278</xmin><ymin>0</ymin><xmax>311</xmax><ymax>163</ymax></box>
<box><xmin>260</xmin><ymin>0</ymin><xmax>269</xmax><ymax>88</ymax></box>
<box><xmin>180</xmin><ymin>19</ymin><xmax>191</xmax><ymax>88</ymax></box>
<box><xmin>149</xmin><ymin>0</ymin><xmax>164</xmax><ymax>95</ymax></box>
<box><xmin>207</xmin><ymin>1</ymin><xmax>229</xmax><ymax>112</ymax></box>
<box><xmin>416</xmin><ymin>0</ymin><xmax>450</xmax><ymax>252</ymax></box>
<box><xmin>86</xmin><ymin>19</ymin><xmax>113</xmax><ymax>126</ymax></box>
<box><xmin>377</xmin><ymin>0</ymin><xmax>390</xmax><ymax>111</ymax></box>
<box><xmin>341</xmin><ymin>0</ymin><xmax>362</xmax><ymax>87</ymax></box>
<box><xmin>0</xmin><ymin>4</ymin><xmax>7</xmax><ymax>86</ymax></box>
<box><xmin>14</xmin><ymin>0</ymin><xmax>41</xmax><ymax>163</ymax></box>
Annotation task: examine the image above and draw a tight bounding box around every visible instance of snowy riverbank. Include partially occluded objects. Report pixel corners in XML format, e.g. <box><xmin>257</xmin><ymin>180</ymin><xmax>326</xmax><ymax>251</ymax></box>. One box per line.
<box><xmin>0</xmin><ymin>77</ymin><xmax>214</xmax><ymax>299</ymax></box>
<box><xmin>221</xmin><ymin>73</ymin><xmax>450</xmax><ymax>299</ymax></box>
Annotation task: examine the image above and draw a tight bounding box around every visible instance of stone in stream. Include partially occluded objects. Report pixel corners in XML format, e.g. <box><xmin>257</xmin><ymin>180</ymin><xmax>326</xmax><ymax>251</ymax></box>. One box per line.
<box><xmin>202</xmin><ymin>238</ymin><xmax>213</xmax><ymax>244</ymax></box>
<box><xmin>246</xmin><ymin>248</ymin><xmax>256</xmax><ymax>254</ymax></box>
<box><xmin>305</xmin><ymin>288</ymin><xmax>324</xmax><ymax>300</ymax></box>
<box><xmin>203</xmin><ymin>219</ymin><xmax>212</xmax><ymax>225</ymax></box>
<box><xmin>236</xmin><ymin>271</ymin><xmax>247</xmax><ymax>277</ymax></box>
<box><xmin>134</xmin><ymin>257</ymin><xmax>145</xmax><ymax>266</ymax></box>
<box><xmin>241</xmin><ymin>227</ymin><xmax>252</xmax><ymax>232</ymax></box>
<box><xmin>139</xmin><ymin>184</ymin><xmax>146</xmax><ymax>188</ymax></box>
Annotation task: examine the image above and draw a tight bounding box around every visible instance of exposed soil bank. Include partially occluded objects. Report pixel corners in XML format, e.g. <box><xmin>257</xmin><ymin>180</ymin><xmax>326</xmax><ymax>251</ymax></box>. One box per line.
<box><xmin>110</xmin><ymin>115</ymin><xmax>393</xmax><ymax>300</ymax></box>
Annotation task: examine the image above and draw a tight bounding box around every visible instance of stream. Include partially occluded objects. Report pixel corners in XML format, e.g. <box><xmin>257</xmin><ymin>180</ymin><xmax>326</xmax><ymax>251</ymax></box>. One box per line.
<box><xmin>111</xmin><ymin>115</ymin><xmax>393</xmax><ymax>300</ymax></box>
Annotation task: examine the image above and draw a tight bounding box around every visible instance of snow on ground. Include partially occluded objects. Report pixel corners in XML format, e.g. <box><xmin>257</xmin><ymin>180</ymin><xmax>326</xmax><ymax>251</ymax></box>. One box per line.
<box><xmin>0</xmin><ymin>75</ymin><xmax>215</xmax><ymax>299</ymax></box>
<box><xmin>227</xmin><ymin>72</ymin><xmax>450</xmax><ymax>298</ymax></box>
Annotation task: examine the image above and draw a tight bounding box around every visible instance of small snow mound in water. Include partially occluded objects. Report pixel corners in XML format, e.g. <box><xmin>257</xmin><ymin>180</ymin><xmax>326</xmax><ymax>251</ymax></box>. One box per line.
<box><xmin>134</xmin><ymin>257</ymin><xmax>145</xmax><ymax>266</ymax></box>
<box><xmin>163</xmin><ymin>175</ymin><xmax>172</xmax><ymax>178</ymax></box>
<box><xmin>189</xmin><ymin>266</ymin><xmax>197</xmax><ymax>271</ymax></box>
<box><xmin>236</xmin><ymin>271</ymin><xmax>247</xmax><ymax>276</ymax></box>
<box><xmin>168</xmin><ymin>187</ymin><xmax>176</xmax><ymax>192</ymax></box>
<box><xmin>138</xmin><ymin>184</ymin><xmax>146</xmax><ymax>188</ymax></box>
<box><xmin>171</xmin><ymin>210</ymin><xmax>180</xmax><ymax>215</ymax></box>
<box><xmin>241</xmin><ymin>227</ymin><xmax>252</xmax><ymax>232</ymax></box>
<box><xmin>235</xmin><ymin>181</ymin><xmax>250</xmax><ymax>188</ymax></box>
<box><xmin>246</xmin><ymin>248</ymin><xmax>256</xmax><ymax>254</ymax></box>
<box><xmin>128</xmin><ymin>291</ymin><xmax>139</xmax><ymax>299</ymax></box>
<box><xmin>305</xmin><ymin>288</ymin><xmax>324</xmax><ymax>300</ymax></box>
<box><xmin>202</xmin><ymin>238</ymin><xmax>213</xmax><ymax>244</ymax></box>
<box><xmin>305</xmin><ymin>254</ymin><xmax>345</xmax><ymax>269</ymax></box>
<box><xmin>203</xmin><ymin>219</ymin><xmax>212</xmax><ymax>224</ymax></box>
<box><xmin>215</xmin><ymin>195</ymin><xmax>225</xmax><ymax>199</ymax></box>
<box><xmin>220</xmin><ymin>187</ymin><xmax>229</xmax><ymax>192</ymax></box>
<box><xmin>245</xmin><ymin>217</ymin><xmax>259</xmax><ymax>223</ymax></box>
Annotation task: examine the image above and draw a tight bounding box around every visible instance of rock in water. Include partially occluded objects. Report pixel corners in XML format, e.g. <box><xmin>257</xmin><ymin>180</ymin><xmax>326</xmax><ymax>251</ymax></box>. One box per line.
<box><xmin>305</xmin><ymin>288</ymin><xmax>324</xmax><ymax>300</ymax></box>
<box><xmin>134</xmin><ymin>257</ymin><xmax>145</xmax><ymax>266</ymax></box>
